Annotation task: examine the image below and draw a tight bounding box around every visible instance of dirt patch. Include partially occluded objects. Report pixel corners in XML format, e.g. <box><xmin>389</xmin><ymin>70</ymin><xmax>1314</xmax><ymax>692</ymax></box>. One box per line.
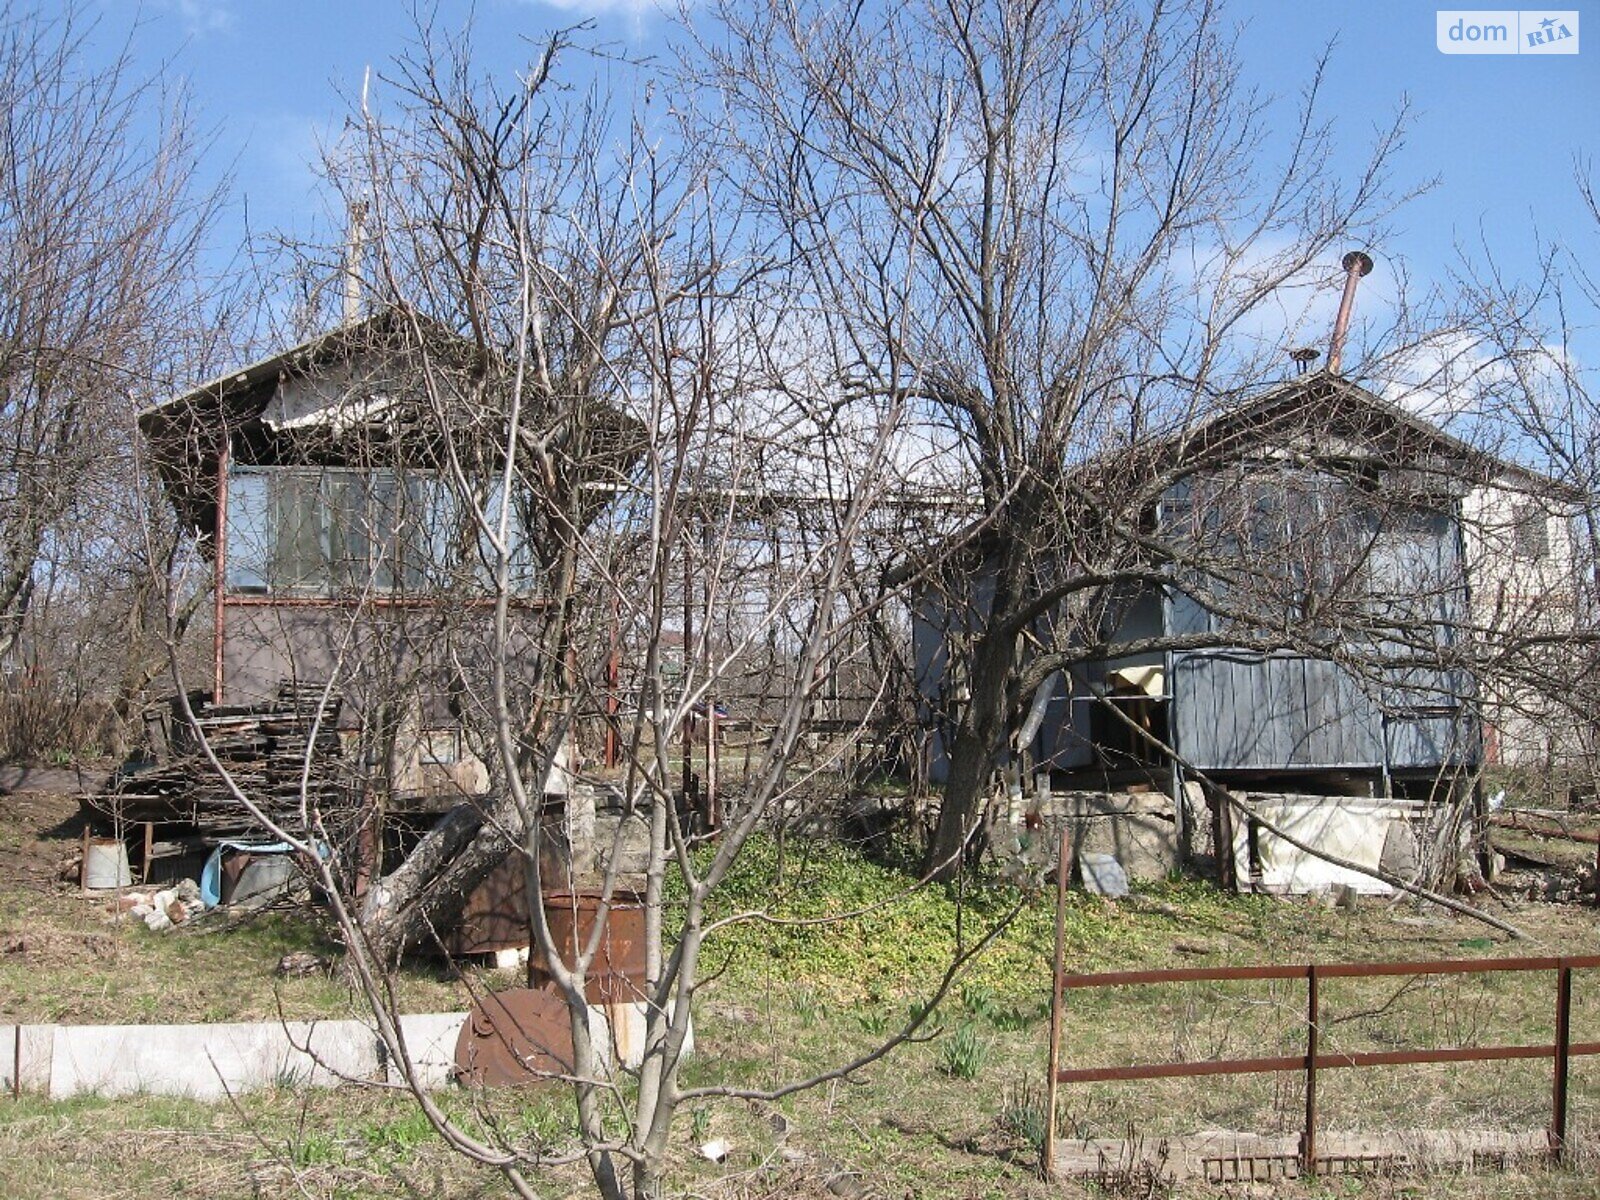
<box><xmin>0</xmin><ymin>764</ymin><xmax>110</xmax><ymax>796</ymax></box>
<box><xmin>0</xmin><ymin>789</ymin><xmax>87</xmax><ymax>891</ymax></box>
<box><xmin>2</xmin><ymin>928</ymin><xmax>122</xmax><ymax>964</ymax></box>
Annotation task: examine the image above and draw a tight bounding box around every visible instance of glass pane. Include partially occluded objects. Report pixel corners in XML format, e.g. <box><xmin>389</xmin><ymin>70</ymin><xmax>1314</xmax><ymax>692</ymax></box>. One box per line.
<box><xmin>324</xmin><ymin>474</ymin><xmax>361</xmax><ymax>591</ymax></box>
<box><xmin>272</xmin><ymin>472</ymin><xmax>328</xmax><ymax>591</ymax></box>
<box><xmin>476</xmin><ymin>484</ymin><xmax>504</xmax><ymax>589</ymax></box>
<box><xmin>510</xmin><ymin>490</ymin><xmax>539</xmax><ymax>593</ymax></box>
<box><xmin>368</xmin><ymin>471</ymin><xmax>399</xmax><ymax>592</ymax></box>
<box><xmin>402</xmin><ymin>474</ymin><xmax>450</xmax><ymax>592</ymax></box>
<box><xmin>224</xmin><ymin>471</ymin><xmax>270</xmax><ymax>593</ymax></box>
<box><xmin>477</xmin><ymin>482</ymin><xmax>539</xmax><ymax>593</ymax></box>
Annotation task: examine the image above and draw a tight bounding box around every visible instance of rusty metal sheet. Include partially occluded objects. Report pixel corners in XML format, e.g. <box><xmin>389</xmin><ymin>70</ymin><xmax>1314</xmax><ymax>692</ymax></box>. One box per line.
<box><xmin>532</xmin><ymin>891</ymin><xmax>648</xmax><ymax>982</ymax></box>
<box><xmin>449</xmin><ymin>853</ymin><xmax>532</xmax><ymax>956</ymax></box>
<box><xmin>454</xmin><ymin>986</ymin><xmax>575</xmax><ymax>1087</ymax></box>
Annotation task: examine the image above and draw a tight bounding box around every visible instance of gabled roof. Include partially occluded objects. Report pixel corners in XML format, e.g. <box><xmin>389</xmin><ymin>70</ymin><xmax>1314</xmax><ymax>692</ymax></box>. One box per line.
<box><xmin>1147</xmin><ymin>370</ymin><xmax>1584</xmax><ymax>504</ymax></box>
<box><xmin>140</xmin><ymin>305</ymin><xmax>646</xmax><ymax>544</ymax></box>
<box><xmin>912</xmin><ymin>369</ymin><xmax>1584</xmax><ymax>585</ymax></box>
<box><xmin>138</xmin><ymin>307</ymin><xmax>482</xmax><ymax>463</ymax></box>
<box><xmin>141</xmin><ymin>308</ymin><xmax>465</xmax><ymax>426</ymax></box>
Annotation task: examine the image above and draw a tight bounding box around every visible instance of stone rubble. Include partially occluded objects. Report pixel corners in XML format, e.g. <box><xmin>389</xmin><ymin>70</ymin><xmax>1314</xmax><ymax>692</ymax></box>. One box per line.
<box><xmin>105</xmin><ymin>877</ymin><xmax>204</xmax><ymax>932</ymax></box>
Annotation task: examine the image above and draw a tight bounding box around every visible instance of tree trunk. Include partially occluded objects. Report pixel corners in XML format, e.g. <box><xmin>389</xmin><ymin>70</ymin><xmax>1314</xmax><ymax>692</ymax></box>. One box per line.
<box><xmin>355</xmin><ymin>796</ymin><xmax>519</xmax><ymax>966</ymax></box>
<box><xmin>926</xmin><ymin>624</ymin><xmax>1017</xmax><ymax>881</ymax></box>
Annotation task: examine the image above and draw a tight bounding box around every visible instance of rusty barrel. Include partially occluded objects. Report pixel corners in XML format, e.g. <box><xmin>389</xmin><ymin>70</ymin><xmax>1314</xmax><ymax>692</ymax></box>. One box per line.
<box><xmin>530</xmin><ymin>890</ymin><xmax>648</xmax><ymax>1002</ymax></box>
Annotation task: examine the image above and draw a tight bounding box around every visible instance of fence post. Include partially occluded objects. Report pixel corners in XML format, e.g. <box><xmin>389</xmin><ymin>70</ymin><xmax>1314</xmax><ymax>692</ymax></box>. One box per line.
<box><xmin>1552</xmin><ymin>961</ymin><xmax>1572</xmax><ymax>1162</ymax></box>
<box><xmin>1302</xmin><ymin>963</ymin><xmax>1319</xmax><ymax>1176</ymax></box>
<box><xmin>1044</xmin><ymin>826</ymin><xmax>1070</xmax><ymax>1182</ymax></box>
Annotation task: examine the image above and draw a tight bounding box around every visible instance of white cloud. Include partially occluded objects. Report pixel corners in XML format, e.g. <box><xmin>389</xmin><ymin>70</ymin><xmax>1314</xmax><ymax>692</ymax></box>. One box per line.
<box><xmin>1374</xmin><ymin>332</ymin><xmax>1582</xmax><ymax>433</ymax></box>
<box><xmin>1379</xmin><ymin>331</ymin><xmax>1498</xmax><ymax>419</ymax></box>
<box><xmin>515</xmin><ymin>0</ymin><xmax>669</xmax><ymax>20</ymax></box>
<box><xmin>160</xmin><ymin>0</ymin><xmax>235</xmax><ymax>37</ymax></box>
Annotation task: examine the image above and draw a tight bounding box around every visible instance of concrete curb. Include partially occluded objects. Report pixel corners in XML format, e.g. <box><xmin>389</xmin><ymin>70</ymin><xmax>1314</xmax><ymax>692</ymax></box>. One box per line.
<box><xmin>1</xmin><ymin>1012</ymin><xmax>466</xmax><ymax>1100</ymax></box>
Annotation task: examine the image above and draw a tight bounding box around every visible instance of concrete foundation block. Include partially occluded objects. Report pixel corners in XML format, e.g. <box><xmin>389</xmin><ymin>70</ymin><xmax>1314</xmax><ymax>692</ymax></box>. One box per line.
<box><xmin>392</xmin><ymin>1012</ymin><xmax>469</xmax><ymax>1089</ymax></box>
<box><xmin>46</xmin><ymin>1018</ymin><xmax>380</xmax><ymax>1099</ymax></box>
<box><xmin>0</xmin><ymin>1024</ymin><xmax>55</xmax><ymax>1093</ymax></box>
<box><xmin>1057</xmin><ymin>791</ymin><xmax>1180</xmax><ymax>882</ymax></box>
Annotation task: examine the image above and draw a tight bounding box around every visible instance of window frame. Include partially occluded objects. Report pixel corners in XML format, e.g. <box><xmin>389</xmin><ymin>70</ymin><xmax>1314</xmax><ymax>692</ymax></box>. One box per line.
<box><xmin>223</xmin><ymin>465</ymin><xmax>540</xmax><ymax>599</ymax></box>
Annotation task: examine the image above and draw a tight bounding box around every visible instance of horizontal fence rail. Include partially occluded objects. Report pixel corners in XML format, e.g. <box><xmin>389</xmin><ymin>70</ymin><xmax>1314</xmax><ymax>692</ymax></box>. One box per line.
<box><xmin>1043</xmin><ymin>835</ymin><xmax>1600</xmax><ymax>1181</ymax></box>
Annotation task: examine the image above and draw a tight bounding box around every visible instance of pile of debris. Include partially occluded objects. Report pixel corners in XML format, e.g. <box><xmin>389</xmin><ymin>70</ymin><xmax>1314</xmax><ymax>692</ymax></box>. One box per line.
<box><xmin>91</xmin><ymin>683</ymin><xmax>348</xmax><ymax>838</ymax></box>
<box><xmin>1488</xmin><ymin>809</ymin><xmax>1600</xmax><ymax>904</ymax></box>
<box><xmin>107</xmin><ymin>878</ymin><xmax>204</xmax><ymax>932</ymax></box>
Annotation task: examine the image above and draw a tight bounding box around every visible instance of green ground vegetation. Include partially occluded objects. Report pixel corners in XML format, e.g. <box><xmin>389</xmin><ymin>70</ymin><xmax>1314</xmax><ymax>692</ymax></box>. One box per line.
<box><xmin>3</xmin><ymin>792</ymin><xmax>1600</xmax><ymax>1198</ymax></box>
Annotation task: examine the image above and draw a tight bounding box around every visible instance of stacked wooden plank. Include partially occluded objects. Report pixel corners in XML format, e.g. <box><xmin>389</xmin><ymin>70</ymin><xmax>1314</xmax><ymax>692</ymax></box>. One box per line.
<box><xmin>90</xmin><ymin>683</ymin><xmax>349</xmax><ymax>839</ymax></box>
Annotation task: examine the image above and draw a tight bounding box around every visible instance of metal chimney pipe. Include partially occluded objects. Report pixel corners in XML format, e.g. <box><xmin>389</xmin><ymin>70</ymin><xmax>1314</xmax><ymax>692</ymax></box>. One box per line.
<box><xmin>1327</xmin><ymin>250</ymin><xmax>1374</xmax><ymax>375</ymax></box>
<box><xmin>342</xmin><ymin>199</ymin><xmax>368</xmax><ymax>325</ymax></box>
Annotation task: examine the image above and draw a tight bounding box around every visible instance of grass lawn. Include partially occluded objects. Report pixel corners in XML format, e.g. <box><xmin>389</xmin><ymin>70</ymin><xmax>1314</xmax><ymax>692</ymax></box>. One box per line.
<box><xmin>3</xmin><ymin>787</ymin><xmax>1600</xmax><ymax>1198</ymax></box>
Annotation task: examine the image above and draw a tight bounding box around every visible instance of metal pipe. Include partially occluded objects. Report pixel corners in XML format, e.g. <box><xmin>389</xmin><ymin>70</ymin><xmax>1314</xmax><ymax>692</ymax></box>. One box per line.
<box><xmin>1060</xmin><ymin>954</ymin><xmax>1600</xmax><ymax>988</ymax></box>
<box><xmin>682</xmin><ymin>540</ymin><xmax>695</xmax><ymax>820</ymax></box>
<box><xmin>605</xmin><ymin>589</ymin><xmax>619</xmax><ymax>770</ymax></box>
<box><xmin>1303</xmin><ymin>964</ymin><xmax>1319</xmax><ymax>1175</ymax></box>
<box><xmin>1055</xmin><ymin>1040</ymin><xmax>1600</xmax><ymax>1085</ymax></box>
<box><xmin>703</xmin><ymin>518</ymin><xmax>718</xmax><ymax>832</ymax></box>
<box><xmin>1044</xmin><ymin>825</ymin><xmax>1070</xmax><ymax>1182</ymax></box>
<box><xmin>213</xmin><ymin>440</ymin><xmax>229</xmax><ymax>702</ymax></box>
<box><xmin>343</xmin><ymin>199</ymin><xmax>368</xmax><ymax>325</ymax></box>
<box><xmin>1553</xmin><ymin>962</ymin><xmax>1573</xmax><ymax>1160</ymax></box>
<box><xmin>1327</xmin><ymin>250</ymin><xmax>1374</xmax><ymax>375</ymax></box>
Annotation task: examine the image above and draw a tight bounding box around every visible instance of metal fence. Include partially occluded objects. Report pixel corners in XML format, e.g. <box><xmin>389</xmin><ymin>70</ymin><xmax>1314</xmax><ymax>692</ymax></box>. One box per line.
<box><xmin>1044</xmin><ymin>835</ymin><xmax>1600</xmax><ymax>1181</ymax></box>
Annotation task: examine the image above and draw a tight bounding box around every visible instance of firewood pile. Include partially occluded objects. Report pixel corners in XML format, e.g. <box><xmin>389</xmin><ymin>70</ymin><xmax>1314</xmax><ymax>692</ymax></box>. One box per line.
<box><xmin>91</xmin><ymin>682</ymin><xmax>350</xmax><ymax>838</ymax></box>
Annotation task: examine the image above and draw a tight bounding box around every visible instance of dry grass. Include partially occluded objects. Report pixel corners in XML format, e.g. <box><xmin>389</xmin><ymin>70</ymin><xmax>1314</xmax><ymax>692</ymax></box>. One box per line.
<box><xmin>0</xmin><ymin>1088</ymin><xmax>566</xmax><ymax>1199</ymax></box>
<box><xmin>0</xmin><ymin>789</ymin><xmax>485</xmax><ymax>1024</ymax></box>
<box><xmin>4</xmin><ymin>786</ymin><xmax>1600</xmax><ymax>1197</ymax></box>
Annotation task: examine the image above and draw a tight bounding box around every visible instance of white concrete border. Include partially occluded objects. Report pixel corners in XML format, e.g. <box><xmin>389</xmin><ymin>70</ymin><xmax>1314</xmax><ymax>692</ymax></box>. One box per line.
<box><xmin>1</xmin><ymin>1012</ymin><xmax>466</xmax><ymax>1100</ymax></box>
<box><xmin>1</xmin><ymin>999</ymin><xmax>691</xmax><ymax>1100</ymax></box>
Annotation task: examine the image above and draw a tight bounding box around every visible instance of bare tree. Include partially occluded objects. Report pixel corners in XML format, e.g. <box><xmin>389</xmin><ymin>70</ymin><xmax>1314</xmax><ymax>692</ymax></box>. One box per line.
<box><xmin>134</xmin><ymin>5</ymin><xmax>1589</xmax><ymax>1195</ymax></box>
<box><xmin>0</xmin><ymin>1</ymin><xmax>218</xmax><ymax>691</ymax></box>
<box><xmin>138</xmin><ymin>22</ymin><xmax>1020</xmax><ymax>1199</ymax></box>
<box><xmin>687</xmin><ymin>0</ymin><xmax>1441</xmax><ymax>877</ymax></box>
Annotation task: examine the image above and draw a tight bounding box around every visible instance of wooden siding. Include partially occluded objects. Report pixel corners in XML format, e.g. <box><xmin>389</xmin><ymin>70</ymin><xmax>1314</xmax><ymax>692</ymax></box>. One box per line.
<box><xmin>1172</xmin><ymin>651</ymin><xmax>1473</xmax><ymax>773</ymax></box>
<box><xmin>1172</xmin><ymin>653</ymin><xmax>1382</xmax><ymax>771</ymax></box>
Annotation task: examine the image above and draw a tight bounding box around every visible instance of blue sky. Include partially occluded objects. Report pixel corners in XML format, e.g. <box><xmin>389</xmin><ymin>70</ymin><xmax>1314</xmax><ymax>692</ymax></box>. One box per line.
<box><xmin>107</xmin><ymin>1</ymin><xmax>1598</xmax><ymax>359</ymax></box>
<box><xmin>1236</xmin><ymin>4</ymin><xmax>1596</xmax><ymax>291</ymax></box>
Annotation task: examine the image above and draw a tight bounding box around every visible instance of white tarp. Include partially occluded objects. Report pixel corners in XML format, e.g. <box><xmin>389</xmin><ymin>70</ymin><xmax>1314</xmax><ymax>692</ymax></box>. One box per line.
<box><xmin>1232</xmin><ymin>796</ymin><xmax>1410</xmax><ymax>896</ymax></box>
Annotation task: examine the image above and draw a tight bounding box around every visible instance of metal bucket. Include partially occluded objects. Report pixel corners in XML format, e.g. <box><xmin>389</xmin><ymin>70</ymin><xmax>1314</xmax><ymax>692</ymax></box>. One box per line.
<box><xmin>83</xmin><ymin>839</ymin><xmax>132</xmax><ymax>890</ymax></box>
<box><xmin>225</xmin><ymin>854</ymin><xmax>295</xmax><ymax>904</ymax></box>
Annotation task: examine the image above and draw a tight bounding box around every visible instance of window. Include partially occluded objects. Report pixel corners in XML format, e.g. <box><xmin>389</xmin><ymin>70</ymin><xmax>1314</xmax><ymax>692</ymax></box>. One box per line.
<box><xmin>1167</xmin><ymin>465</ymin><xmax>1466</xmax><ymax>634</ymax></box>
<box><xmin>419</xmin><ymin>729</ymin><xmax>461</xmax><ymax>765</ymax></box>
<box><xmin>225</xmin><ymin>467</ymin><xmax>539</xmax><ymax>597</ymax></box>
<box><xmin>1512</xmin><ymin>505</ymin><xmax>1550</xmax><ymax>561</ymax></box>
<box><xmin>225</xmin><ymin>472</ymin><xmax>271</xmax><ymax>592</ymax></box>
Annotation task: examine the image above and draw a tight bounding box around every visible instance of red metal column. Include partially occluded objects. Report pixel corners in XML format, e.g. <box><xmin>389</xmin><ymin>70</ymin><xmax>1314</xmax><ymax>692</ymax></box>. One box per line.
<box><xmin>681</xmin><ymin>540</ymin><xmax>695</xmax><ymax>821</ymax></box>
<box><xmin>702</xmin><ymin>518</ymin><xmax>718</xmax><ymax>833</ymax></box>
<box><xmin>1044</xmin><ymin>825</ymin><xmax>1070</xmax><ymax>1182</ymax></box>
<box><xmin>1553</xmin><ymin>961</ymin><xmax>1572</xmax><ymax>1161</ymax></box>
<box><xmin>1303</xmin><ymin>963</ymin><xmax>1319</xmax><ymax>1175</ymax></box>
<box><xmin>213</xmin><ymin>440</ymin><xmax>229</xmax><ymax>701</ymax></box>
<box><xmin>604</xmin><ymin>589</ymin><xmax>619</xmax><ymax>770</ymax></box>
